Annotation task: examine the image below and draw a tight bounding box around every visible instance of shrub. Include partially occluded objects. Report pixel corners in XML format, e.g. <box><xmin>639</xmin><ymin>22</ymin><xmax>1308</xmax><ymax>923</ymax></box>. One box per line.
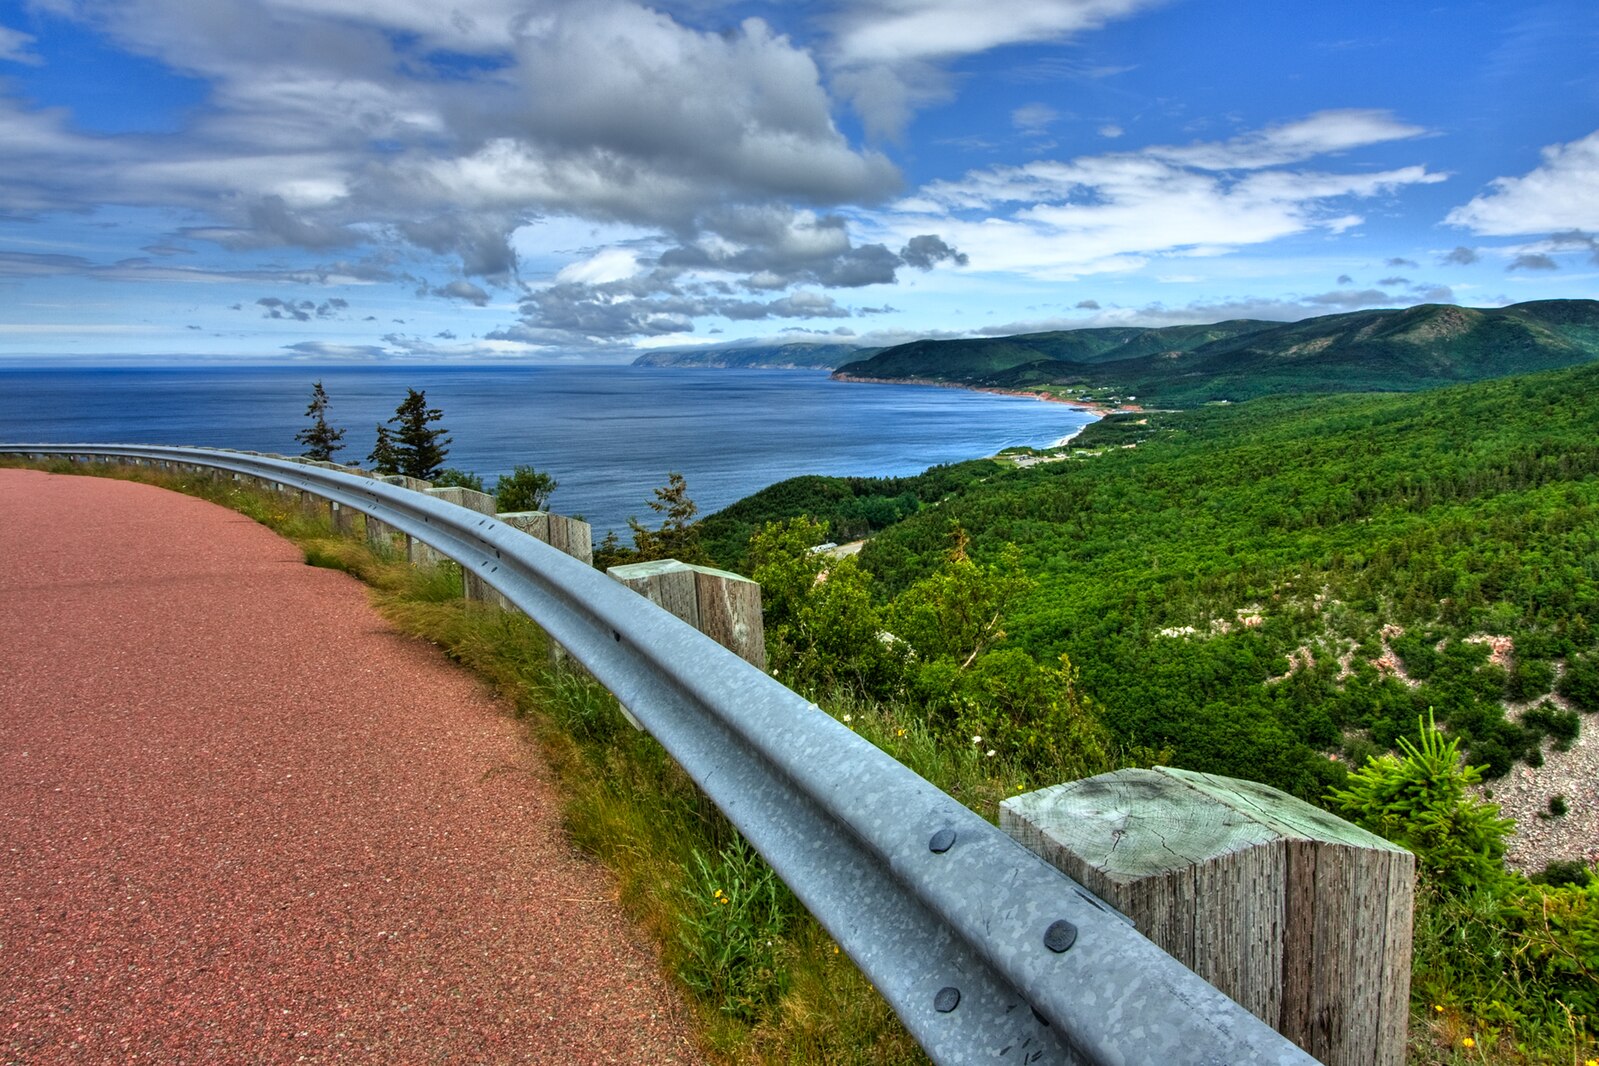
<box><xmin>1558</xmin><ymin>656</ymin><xmax>1599</xmax><ymax>712</ymax></box>
<box><xmin>431</xmin><ymin>468</ymin><xmax>485</xmax><ymax>492</ymax></box>
<box><xmin>1328</xmin><ymin>713</ymin><xmax>1514</xmax><ymax>895</ymax></box>
<box><xmin>494</xmin><ymin>464</ymin><xmax>558</xmax><ymax>513</ymax></box>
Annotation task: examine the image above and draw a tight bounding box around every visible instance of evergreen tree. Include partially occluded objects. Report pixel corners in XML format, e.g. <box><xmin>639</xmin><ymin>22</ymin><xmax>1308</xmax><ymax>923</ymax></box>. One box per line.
<box><xmin>387</xmin><ymin>388</ymin><xmax>450</xmax><ymax>480</ymax></box>
<box><xmin>628</xmin><ymin>471</ymin><xmax>707</xmax><ymax>564</ymax></box>
<box><xmin>294</xmin><ymin>380</ymin><xmax>345</xmax><ymax>461</ymax></box>
<box><xmin>368</xmin><ymin>424</ymin><xmax>399</xmax><ymax>475</ymax></box>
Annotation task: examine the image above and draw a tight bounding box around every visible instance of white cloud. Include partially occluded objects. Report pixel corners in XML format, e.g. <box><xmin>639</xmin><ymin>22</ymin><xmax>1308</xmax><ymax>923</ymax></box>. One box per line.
<box><xmin>0</xmin><ymin>24</ymin><xmax>43</xmax><ymax>64</ymax></box>
<box><xmin>825</xmin><ymin>0</ymin><xmax>1160</xmax><ymax>138</ymax></box>
<box><xmin>0</xmin><ymin>0</ymin><xmax>898</xmax><ymax>289</ymax></box>
<box><xmin>877</xmin><ymin>114</ymin><xmax>1444</xmax><ymax>280</ymax></box>
<box><xmin>1012</xmin><ymin>103</ymin><xmax>1059</xmax><ymax>134</ymax></box>
<box><xmin>1154</xmin><ymin>110</ymin><xmax>1428</xmax><ymax>170</ymax></box>
<box><xmin>827</xmin><ymin>0</ymin><xmax>1162</xmax><ymax>65</ymax></box>
<box><xmin>1446</xmin><ymin>129</ymin><xmax>1599</xmax><ymax>235</ymax></box>
<box><xmin>556</xmin><ymin>247</ymin><xmax>640</xmax><ymax>285</ymax></box>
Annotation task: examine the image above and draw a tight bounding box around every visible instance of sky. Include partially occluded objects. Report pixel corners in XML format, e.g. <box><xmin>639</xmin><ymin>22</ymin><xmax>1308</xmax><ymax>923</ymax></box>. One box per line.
<box><xmin>0</xmin><ymin>0</ymin><xmax>1596</xmax><ymax>363</ymax></box>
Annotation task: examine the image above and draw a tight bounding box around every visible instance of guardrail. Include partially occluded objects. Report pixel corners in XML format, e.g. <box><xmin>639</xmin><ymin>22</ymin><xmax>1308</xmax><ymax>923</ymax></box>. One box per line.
<box><xmin>2</xmin><ymin>444</ymin><xmax>1318</xmax><ymax>1066</ymax></box>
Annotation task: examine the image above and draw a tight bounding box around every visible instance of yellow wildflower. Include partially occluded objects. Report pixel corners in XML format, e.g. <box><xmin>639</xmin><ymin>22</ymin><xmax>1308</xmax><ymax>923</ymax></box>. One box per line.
<box><xmin>1462</xmin><ymin>1037</ymin><xmax>1475</xmax><ymax>1048</ymax></box>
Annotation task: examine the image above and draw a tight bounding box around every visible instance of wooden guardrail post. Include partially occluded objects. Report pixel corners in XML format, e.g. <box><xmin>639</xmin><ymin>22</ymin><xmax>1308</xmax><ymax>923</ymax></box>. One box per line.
<box><xmin>1000</xmin><ymin>767</ymin><xmax>1412</xmax><ymax>1066</ymax></box>
<box><xmin>606</xmin><ymin>559</ymin><xmax>766</xmax><ymax>670</ymax></box>
<box><xmin>496</xmin><ymin>511</ymin><xmax>594</xmax><ymax>567</ymax></box>
<box><xmin>365</xmin><ymin>475</ymin><xmax>428</xmax><ymax>557</ymax></box>
<box><xmin>415</xmin><ymin>486</ymin><xmax>497</xmax><ymax>584</ymax></box>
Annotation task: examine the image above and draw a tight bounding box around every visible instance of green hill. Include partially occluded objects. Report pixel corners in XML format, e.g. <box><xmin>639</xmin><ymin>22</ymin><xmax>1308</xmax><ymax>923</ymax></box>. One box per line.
<box><xmin>706</xmin><ymin>362</ymin><xmax>1599</xmax><ymax>801</ymax></box>
<box><xmin>834</xmin><ymin>300</ymin><xmax>1599</xmax><ymax>405</ymax></box>
<box><xmin>855</xmin><ymin>363</ymin><xmax>1599</xmax><ymax>797</ymax></box>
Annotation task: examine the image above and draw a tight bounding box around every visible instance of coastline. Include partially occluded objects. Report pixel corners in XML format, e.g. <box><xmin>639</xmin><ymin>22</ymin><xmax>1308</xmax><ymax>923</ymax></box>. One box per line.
<box><xmin>831</xmin><ymin>370</ymin><xmax>1144</xmax><ymax>425</ymax></box>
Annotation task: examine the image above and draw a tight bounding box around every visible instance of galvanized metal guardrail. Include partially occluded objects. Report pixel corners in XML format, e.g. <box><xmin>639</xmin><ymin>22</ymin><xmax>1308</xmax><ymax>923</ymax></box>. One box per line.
<box><xmin>3</xmin><ymin>444</ymin><xmax>1318</xmax><ymax>1066</ymax></box>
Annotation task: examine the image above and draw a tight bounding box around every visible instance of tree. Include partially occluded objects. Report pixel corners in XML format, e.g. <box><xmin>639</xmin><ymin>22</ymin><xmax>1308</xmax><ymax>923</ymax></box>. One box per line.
<box><xmin>294</xmin><ymin>380</ymin><xmax>344</xmax><ymax>461</ymax></box>
<box><xmin>368</xmin><ymin>424</ymin><xmax>399</xmax><ymax>475</ymax></box>
<box><xmin>388</xmin><ymin>388</ymin><xmax>450</xmax><ymax>480</ymax></box>
<box><xmin>432</xmin><ymin>468</ymin><xmax>485</xmax><ymax>492</ymax></box>
<box><xmin>495</xmin><ymin>464</ymin><xmax>558</xmax><ymax>513</ymax></box>
<box><xmin>1328</xmin><ymin>712</ymin><xmax>1513</xmax><ymax>895</ymax></box>
<box><xmin>629</xmin><ymin>471</ymin><xmax>707</xmax><ymax>564</ymax></box>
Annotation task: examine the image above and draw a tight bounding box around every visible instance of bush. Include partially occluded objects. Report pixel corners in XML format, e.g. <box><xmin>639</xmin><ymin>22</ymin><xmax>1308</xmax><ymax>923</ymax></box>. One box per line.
<box><xmin>1531</xmin><ymin>859</ymin><xmax>1592</xmax><ymax>888</ymax></box>
<box><xmin>1506</xmin><ymin>658</ymin><xmax>1556</xmax><ymax>701</ymax></box>
<box><xmin>1558</xmin><ymin>656</ymin><xmax>1599</xmax><ymax>712</ymax></box>
<box><xmin>431</xmin><ymin>468</ymin><xmax>485</xmax><ymax>492</ymax></box>
<box><xmin>1328</xmin><ymin>713</ymin><xmax>1514</xmax><ymax>895</ymax></box>
<box><xmin>1503</xmin><ymin>880</ymin><xmax>1599</xmax><ymax>1026</ymax></box>
<box><xmin>494</xmin><ymin>464</ymin><xmax>558</xmax><ymax>513</ymax></box>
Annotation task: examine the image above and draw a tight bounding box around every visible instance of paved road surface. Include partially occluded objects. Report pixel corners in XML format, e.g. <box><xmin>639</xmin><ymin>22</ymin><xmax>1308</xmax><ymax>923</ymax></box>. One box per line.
<box><xmin>0</xmin><ymin>468</ymin><xmax>700</xmax><ymax>1064</ymax></box>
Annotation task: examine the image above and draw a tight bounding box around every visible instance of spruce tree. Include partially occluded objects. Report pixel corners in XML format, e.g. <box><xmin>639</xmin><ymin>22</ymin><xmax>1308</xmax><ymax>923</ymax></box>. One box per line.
<box><xmin>388</xmin><ymin>388</ymin><xmax>450</xmax><ymax>480</ymax></box>
<box><xmin>368</xmin><ymin>424</ymin><xmax>399</xmax><ymax>475</ymax></box>
<box><xmin>628</xmin><ymin>471</ymin><xmax>707</xmax><ymax>564</ymax></box>
<box><xmin>294</xmin><ymin>380</ymin><xmax>345</xmax><ymax>461</ymax></box>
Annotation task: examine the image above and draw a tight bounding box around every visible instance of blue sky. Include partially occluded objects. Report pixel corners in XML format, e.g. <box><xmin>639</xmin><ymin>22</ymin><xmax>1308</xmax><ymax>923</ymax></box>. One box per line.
<box><xmin>0</xmin><ymin>0</ymin><xmax>1596</xmax><ymax>362</ymax></box>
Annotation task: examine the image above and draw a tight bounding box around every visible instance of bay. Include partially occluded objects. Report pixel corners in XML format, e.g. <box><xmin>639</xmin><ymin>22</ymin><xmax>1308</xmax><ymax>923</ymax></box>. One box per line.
<box><xmin>0</xmin><ymin>365</ymin><xmax>1093</xmax><ymax>536</ymax></box>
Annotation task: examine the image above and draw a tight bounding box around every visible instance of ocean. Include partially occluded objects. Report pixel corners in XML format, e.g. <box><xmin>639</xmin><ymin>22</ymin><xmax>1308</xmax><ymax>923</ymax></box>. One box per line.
<box><xmin>0</xmin><ymin>365</ymin><xmax>1094</xmax><ymax>536</ymax></box>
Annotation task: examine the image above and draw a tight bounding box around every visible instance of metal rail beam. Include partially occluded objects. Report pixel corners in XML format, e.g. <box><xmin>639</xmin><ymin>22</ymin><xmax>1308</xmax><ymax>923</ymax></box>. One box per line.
<box><xmin>2</xmin><ymin>444</ymin><xmax>1320</xmax><ymax>1066</ymax></box>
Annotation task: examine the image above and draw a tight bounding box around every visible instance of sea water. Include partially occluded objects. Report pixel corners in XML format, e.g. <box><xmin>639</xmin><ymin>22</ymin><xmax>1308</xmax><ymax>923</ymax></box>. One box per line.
<box><xmin>0</xmin><ymin>364</ymin><xmax>1093</xmax><ymax>535</ymax></box>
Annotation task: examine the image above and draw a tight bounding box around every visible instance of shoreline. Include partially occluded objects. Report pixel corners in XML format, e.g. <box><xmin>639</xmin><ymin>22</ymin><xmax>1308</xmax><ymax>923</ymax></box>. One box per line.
<box><xmin>831</xmin><ymin>373</ymin><xmax>1143</xmax><ymax>448</ymax></box>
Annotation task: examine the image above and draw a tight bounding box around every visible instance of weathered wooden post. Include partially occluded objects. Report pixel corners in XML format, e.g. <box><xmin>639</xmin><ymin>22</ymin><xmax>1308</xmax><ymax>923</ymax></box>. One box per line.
<box><xmin>496</xmin><ymin>511</ymin><xmax>594</xmax><ymax>567</ymax></box>
<box><xmin>419</xmin><ymin>486</ymin><xmax>497</xmax><ymax>588</ymax></box>
<box><xmin>330</xmin><ymin>500</ymin><xmax>358</xmax><ymax>536</ymax></box>
<box><xmin>606</xmin><ymin>559</ymin><xmax>766</xmax><ymax>670</ymax></box>
<box><xmin>370</xmin><ymin>475</ymin><xmax>430</xmax><ymax>558</ymax></box>
<box><xmin>1001</xmin><ymin>767</ymin><xmax>1413</xmax><ymax>1066</ymax></box>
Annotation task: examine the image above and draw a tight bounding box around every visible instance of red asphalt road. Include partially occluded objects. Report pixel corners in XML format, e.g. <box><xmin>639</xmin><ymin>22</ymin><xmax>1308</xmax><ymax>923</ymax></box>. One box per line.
<box><xmin>0</xmin><ymin>468</ymin><xmax>700</xmax><ymax>1064</ymax></box>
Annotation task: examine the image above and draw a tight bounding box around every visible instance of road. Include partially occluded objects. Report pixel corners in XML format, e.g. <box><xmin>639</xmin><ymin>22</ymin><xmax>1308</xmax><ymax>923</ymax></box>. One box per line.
<box><xmin>0</xmin><ymin>467</ymin><xmax>700</xmax><ymax>1064</ymax></box>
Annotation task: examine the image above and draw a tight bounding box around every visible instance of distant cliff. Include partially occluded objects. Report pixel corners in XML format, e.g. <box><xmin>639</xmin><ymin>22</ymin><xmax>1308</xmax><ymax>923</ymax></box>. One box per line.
<box><xmin>633</xmin><ymin>343</ymin><xmax>878</xmax><ymax>370</ymax></box>
<box><xmin>833</xmin><ymin>300</ymin><xmax>1599</xmax><ymax>405</ymax></box>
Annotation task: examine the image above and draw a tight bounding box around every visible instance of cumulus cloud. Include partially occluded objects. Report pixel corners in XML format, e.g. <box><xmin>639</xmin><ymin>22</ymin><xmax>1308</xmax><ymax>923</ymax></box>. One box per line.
<box><xmin>426</xmin><ymin>279</ymin><xmax>492</xmax><ymax>305</ymax></box>
<box><xmin>1440</xmin><ymin>245</ymin><xmax>1479</xmax><ymax>265</ymax></box>
<box><xmin>1336</xmin><ymin>274</ymin><xmax>1354</xmax><ymax>285</ymax></box>
<box><xmin>1447</xmin><ymin>129</ymin><xmax>1599</xmax><ymax>234</ymax></box>
<box><xmin>1385</xmin><ymin>257</ymin><xmax>1419</xmax><ymax>268</ymax></box>
<box><xmin>1075</xmin><ymin>299</ymin><xmax>1100</xmax><ymax>309</ymax></box>
<box><xmin>0</xmin><ymin>0</ymin><xmax>901</xmax><ymax>304</ymax></box>
<box><xmin>1377</xmin><ymin>276</ymin><xmax>1409</xmax><ymax>286</ymax></box>
<box><xmin>899</xmin><ymin>234</ymin><xmax>968</xmax><ymax>269</ymax></box>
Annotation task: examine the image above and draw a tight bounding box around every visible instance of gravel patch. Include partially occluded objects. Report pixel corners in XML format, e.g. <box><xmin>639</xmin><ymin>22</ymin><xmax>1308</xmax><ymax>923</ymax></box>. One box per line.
<box><xmin>1478</xmin><ymin>721</ymin><xmax>1599</xmax><ymax>876</ymax></box>
<box><xmin>0</xmin><ymin>468</ymin><xmax>701</xmax><ymax>1064</ymax></box>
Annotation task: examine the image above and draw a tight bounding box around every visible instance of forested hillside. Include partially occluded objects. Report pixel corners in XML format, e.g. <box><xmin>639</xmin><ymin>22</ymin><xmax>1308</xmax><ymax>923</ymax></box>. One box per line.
<box><xmin>861</xmin><ymin>364</ymin><xmax>1599</xmax><ymax>797</ymax></box>
<box><xmin>834</xmin><ymin>300</ymin><xmax>1599</xmax><ymax>406</ymax></box>
<box><xmin>706</xmin><ymin>362</ymin><xmax>1599</xmax><ymax>803</ymax></box>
